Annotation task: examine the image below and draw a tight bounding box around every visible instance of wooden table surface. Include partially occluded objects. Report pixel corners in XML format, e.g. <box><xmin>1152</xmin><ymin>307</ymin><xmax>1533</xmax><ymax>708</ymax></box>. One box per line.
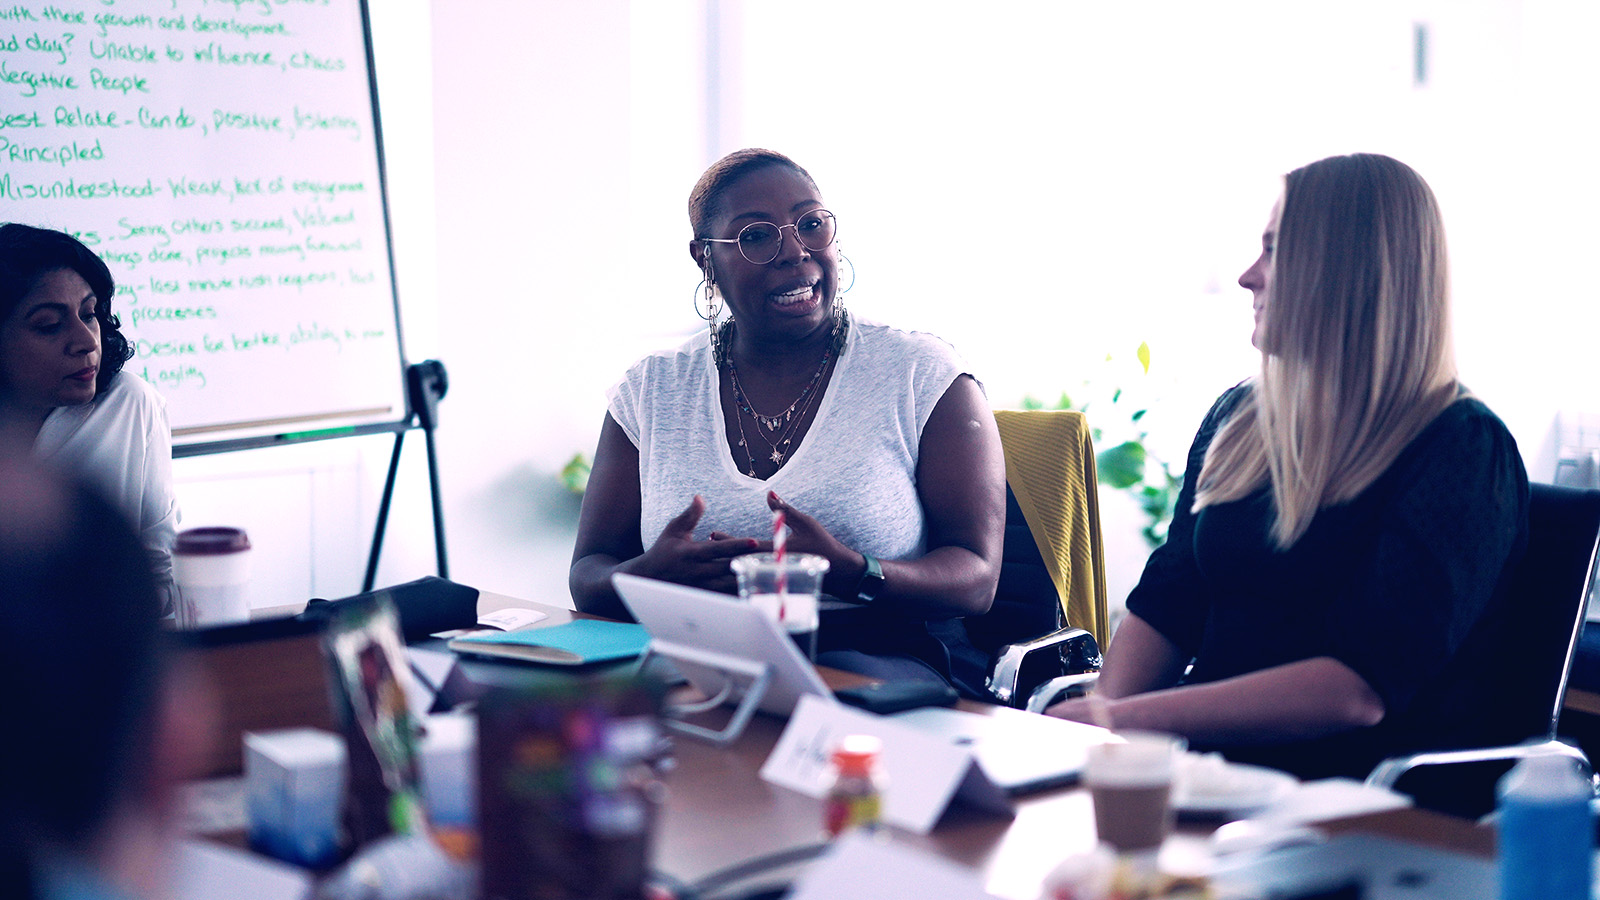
<box><xmin>229</xmin><ymin>589</ymin><xmax>1493</xmax><ymax>898</ymax></box>
<box><xmin>466</xmin><ymin>592</ymin><xmax>1495</xmax><ymax>898</ymax></box>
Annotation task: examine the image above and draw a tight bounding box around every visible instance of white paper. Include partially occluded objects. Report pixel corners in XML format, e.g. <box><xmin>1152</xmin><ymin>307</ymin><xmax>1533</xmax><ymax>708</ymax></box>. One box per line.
<box><xmin>173</xmin><ymin>839</ymin><xmax>313</xmax><ymax>900</ymax></box>
<box><xmin>1211</xmin><ymin>833</ymin><xmax>1494</xmax><ymax>900</ymax></box>
<box><xmin>892</xmin><ymin>704</ymin><xmax>1105</xmax><ymax>793</ymax></box>
<box><xmin>1250</xmin><ymin>777</ymin><xmax>1410</xmax><ymax>824</ymax></box>
<box><xmin>787</xmin><ymin>832</ymin><xmax>1000</xmax><ymax>900</ymax></box>
<box><xmin>477</xmin><ymin>607</ymin><xmax>548</xmax><ymax>630</ymax></box>
<box><xmin>430</xmin><ymin>606</ymin><xmax>548</xmax><ymax>639</ymax></box>
<box><xmin>178</xmin><ymin>777</ymin><xmax>248</xmax><ymax>836</ymax></box>
<box><xmin>762</xmin><ymin>695</ymin><xmax>1010</xmax><ymax>833</ymax></box>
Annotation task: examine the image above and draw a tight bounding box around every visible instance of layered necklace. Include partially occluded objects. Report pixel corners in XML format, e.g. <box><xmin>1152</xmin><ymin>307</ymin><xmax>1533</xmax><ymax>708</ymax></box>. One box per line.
<box><xmin>718</xmin><ymin>314</ymin><xmax>848</xmax><ymax>477</ymax></box>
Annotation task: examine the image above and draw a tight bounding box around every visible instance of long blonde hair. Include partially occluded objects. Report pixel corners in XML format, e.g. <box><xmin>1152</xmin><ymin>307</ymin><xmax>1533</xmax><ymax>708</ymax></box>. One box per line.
<box><xmin>1194</xmin><ymin>154</ymin><xmax>1459</xmax><ymax>548</ymax></box>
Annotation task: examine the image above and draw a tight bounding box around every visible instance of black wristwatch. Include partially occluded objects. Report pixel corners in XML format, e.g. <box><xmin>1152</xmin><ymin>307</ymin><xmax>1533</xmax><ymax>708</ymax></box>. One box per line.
<box><xmin>854</xmin><ymin>553</ymin><xmax>885</xmax><ymax>604</ymax></box>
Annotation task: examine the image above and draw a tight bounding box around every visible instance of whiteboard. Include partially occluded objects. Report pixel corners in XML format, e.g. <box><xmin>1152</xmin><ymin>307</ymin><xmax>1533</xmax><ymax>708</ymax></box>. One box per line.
<box><xmin>1</xmin><ymin>0</ymin><xmax>408</xmax><ymax>452</ymax></box>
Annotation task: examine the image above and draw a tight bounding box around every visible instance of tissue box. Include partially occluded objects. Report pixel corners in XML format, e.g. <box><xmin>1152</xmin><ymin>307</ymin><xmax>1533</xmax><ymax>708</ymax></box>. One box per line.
<box><xmin>419</xmin><ymin>712</ymin><xmax>477</xmax><ymax>828</ymax></box>
<box><xmin>243</xmin><ymin>715</ymin><xmax>476</xmax><ymax>866</ymax></box>
<box><xmin>244</xmin><ymin>728</ymin><xmax>346</xmax><ymax>868</ymax></box>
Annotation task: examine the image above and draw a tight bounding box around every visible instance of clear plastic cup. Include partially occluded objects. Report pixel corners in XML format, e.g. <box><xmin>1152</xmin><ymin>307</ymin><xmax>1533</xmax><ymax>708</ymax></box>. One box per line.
<box><xmin>730</xmin><ymin>552</ymin><xmax>829</xmax><ymax>660</ymax></box>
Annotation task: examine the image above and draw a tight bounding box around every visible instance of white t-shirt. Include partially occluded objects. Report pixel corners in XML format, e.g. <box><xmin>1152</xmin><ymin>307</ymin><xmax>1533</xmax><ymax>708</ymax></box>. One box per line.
<box><xmin>34</xmin><ymin>370</ymin><xmax>179</xmax><ymax>598</ymax></box>
<box><xmin>607</xmin><ymin>313</ymin><xmax>971</xmax><ymax>558</ymax></box>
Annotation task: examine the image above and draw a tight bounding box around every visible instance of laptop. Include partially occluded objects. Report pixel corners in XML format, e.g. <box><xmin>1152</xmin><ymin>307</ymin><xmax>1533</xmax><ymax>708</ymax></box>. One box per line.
<box><xmin>612</xmin><ymin>573</ymin><xmax>1105</xmax><ymax>794</ymax></box>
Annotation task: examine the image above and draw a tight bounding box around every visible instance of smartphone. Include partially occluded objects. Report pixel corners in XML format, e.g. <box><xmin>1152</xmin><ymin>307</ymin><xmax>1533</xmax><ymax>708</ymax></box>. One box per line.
<box><xmin>835</xmin><ymin>680</ymin><xmax>959</xmax><ymax>715</ymax></box>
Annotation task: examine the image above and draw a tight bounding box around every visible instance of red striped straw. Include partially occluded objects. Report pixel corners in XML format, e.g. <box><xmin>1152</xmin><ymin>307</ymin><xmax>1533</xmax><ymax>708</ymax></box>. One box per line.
<box><xmin>772</xmin><ymin>509</ymin><xmax>788</xmax><ymax>620</ymax></box>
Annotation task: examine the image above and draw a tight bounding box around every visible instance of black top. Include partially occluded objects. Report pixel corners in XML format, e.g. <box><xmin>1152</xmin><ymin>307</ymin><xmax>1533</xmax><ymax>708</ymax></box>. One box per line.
<box><xmin>1126</xmin><ymin>384</ymin><xmax>1530</xmax><ymax>779</ymax></box>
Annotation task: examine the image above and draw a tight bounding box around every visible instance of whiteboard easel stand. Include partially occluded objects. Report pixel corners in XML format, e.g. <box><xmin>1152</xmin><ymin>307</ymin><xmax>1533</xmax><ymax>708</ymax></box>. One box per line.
<box><xmin>171</xmin><ymin>359</ymin><xmax>451</xmax><ymax>593</ymax></box>
<box><xmin>363</xmin><ymin>360</ymin><xmax>450</xmax><ymax>592</ymax></box>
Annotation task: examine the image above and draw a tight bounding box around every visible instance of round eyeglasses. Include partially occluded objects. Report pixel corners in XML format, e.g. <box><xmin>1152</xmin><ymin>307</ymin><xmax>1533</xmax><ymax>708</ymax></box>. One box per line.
<box><xmin>701</xmin><ymin>209</ymin><xmax>837</xmax><ymax>265</ymax></box>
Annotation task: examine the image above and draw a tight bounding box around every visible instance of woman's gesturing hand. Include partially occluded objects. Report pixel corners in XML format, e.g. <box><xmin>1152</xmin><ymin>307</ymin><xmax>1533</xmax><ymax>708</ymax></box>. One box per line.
<box><xmin>632</xmin><ymin>495</ymin><xmax>758</xmax><ymax>594</ymax></box>
<box><xmin>762</xmin><ymin>491</ymin><xmax>845</xmax><ymax>557</ymax></box>
<box><xmin>759</xmin><ymin>490</ymin><xmax>863</xmax><ymax>597</ymax></box>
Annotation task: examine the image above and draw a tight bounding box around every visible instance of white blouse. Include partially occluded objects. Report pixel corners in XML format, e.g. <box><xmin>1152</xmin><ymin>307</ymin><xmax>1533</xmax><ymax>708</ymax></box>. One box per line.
<box><xmin>35</xmin><ymin>370</ymin><xmax>179</xmax><ymax>602</ymax></box>
<box><xmin>608</xmin><ymin>312</ymin><xmax>971</xmax><ymax>560</ymax></box>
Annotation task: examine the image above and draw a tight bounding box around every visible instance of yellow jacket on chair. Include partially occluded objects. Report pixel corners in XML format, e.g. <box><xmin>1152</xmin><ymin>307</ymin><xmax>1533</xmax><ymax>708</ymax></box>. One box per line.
<box><xmin>992</xmin><ymin>409</ymin><xmax>1109</xmax><ymax>647</ymax></box>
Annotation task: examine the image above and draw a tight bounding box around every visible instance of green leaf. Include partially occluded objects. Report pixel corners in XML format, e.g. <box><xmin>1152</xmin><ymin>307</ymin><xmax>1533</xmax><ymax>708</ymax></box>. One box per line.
<box><xmin>1141</xmin><ymin>523</ymin><xmax>1166</xmax><ymax>549</ymax></box>
<box><xmin>1137</xmin><ymin>341</ymin><xmax>1151</xmax><ymax>374</ymax></box>
<box><xmin>1130</xmin><ymin>408</ymin><xmax>1147</xmax><ymax>423</ymax></box>
<box><xmin>1097</xmin><ymin>441</ymin><xmax>1146</xmax><ymax>489</ymax></box>
<box><xmin>1111</xmin><ymin>387</ymin><xmax>1123</xmax><ymax>404</ymax></box>
<box><xmin>1057</xmin><ymin>391</ymin><xmax>1075</xmax><ymax>410</ymax></box>
<box><xmin>560</xmin><ymin>453</ymin><xmax>592</xmax><ymax>495</ymax></box>
<box><xmin>1021</xmin><ymin>396</ymin><xmax>1042</xmax><ymax>410</ymax></box>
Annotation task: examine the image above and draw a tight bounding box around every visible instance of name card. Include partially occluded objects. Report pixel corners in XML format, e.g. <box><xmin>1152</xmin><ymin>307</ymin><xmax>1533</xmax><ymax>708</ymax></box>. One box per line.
<box><xmin>761</xmin><ymin>695</ymin><xmax>1012</xmax><ymax>833</ymax></box>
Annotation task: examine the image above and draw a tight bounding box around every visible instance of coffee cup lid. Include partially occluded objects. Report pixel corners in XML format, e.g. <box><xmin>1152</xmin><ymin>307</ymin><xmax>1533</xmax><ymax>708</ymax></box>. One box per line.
<box><xmin>176</xmin><ymin>527</ymin><xmax>251</xmax><ymax>555</ymax></box>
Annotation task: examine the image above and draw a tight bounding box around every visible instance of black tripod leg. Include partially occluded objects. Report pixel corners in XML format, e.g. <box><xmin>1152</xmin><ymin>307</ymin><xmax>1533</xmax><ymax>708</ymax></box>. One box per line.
<box><xmin>423</xmin><ymin>424</ymin><xmax>448</xmax><ymax>579</ymax></box>
<box><xmin>363</xmin><ymin>429</ymin><xmax>406</xmax><ymax>592</ymax></box>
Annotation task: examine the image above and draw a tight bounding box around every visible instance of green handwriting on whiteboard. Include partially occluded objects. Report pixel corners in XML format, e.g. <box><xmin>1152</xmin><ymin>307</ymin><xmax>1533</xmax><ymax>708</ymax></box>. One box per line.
<box><xmin>134</xmin><ymin>323</ymin><xmax>392</xmax><ymax>391</ymax></box>
<box><xmin>10</xmin><ymin>0</ymin><xmax>405</xmax><ymax>440</ymax></box>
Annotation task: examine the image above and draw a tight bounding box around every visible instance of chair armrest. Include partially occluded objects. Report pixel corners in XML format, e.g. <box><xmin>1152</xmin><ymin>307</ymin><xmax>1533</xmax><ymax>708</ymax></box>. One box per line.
<box><xmin>1025</xmin><ymin>671</ymin><xmax>1101</xmax><ymax>714</ymax></box>
<box><xmin>1365</xmin><ymin>738</ymin><xmax>1593</xmax><ymax>791</ymax></box>
<box><xmin>986</xmin><ymin>626</ymin><xmax>1102</xmax><ymax>707</ymax></box>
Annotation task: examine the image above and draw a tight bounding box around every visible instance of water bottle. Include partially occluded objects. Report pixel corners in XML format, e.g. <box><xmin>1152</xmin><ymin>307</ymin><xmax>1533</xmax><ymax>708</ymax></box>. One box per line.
<box><xmin>1497</xmin><ymin>754</ymin><xmax>1594</xmax><ymax>900</ymax></box>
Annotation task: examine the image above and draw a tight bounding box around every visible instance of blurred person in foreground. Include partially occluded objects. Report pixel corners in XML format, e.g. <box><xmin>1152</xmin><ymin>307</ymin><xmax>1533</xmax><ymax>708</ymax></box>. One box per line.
<box><xmin>570</xmin><ymin>148</ymin><xmax>1006</xmax><ymax>691</ymax></box>
<box><xmin>1048</xmin><ymin>153</ymin><xmax>1529</xmax><ymax>780</ymax></box>
<box><xmin>0</xmin><ymin>222</ymin><xmax>179</xmax><ymax>610</ymax></box>
<box><xmin>0</xmin><ymin>453</ymin><xmax>214</xmax><ymax>900</ymax></box>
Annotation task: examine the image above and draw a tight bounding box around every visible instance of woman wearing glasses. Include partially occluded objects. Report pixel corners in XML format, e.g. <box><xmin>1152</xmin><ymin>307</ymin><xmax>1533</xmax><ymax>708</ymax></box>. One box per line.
<box><xmin>570</xmin><ymin>148</ymin><xmax>1006</xmax><ymax>688</ymax></box>
<box><xmin>1047</xmin><ymin>154</ymin><xmax>1529</xmax><ymax>780</ymax></box>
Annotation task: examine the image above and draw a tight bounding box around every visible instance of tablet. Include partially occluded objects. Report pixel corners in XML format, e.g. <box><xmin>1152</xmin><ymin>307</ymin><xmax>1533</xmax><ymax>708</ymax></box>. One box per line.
<box><xmin>612</xmin><ymin>573</ymin><xmax>834</xmax><ymax>717</ymax></box>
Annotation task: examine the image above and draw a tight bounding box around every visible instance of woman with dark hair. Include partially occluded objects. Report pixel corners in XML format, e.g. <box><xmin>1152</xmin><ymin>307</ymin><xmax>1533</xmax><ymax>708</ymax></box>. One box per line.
<box><xmin>0</xmin><ymin>222</ymin><xmax>178</xmax><ymax>606</ymax></box>
<box><xmin>570</xmin><ymin>149</ymin><xmax>1007</xmax><ymax>690</ymax></box>
<box><xmin>1047</xmin><ymin>154</ymin><xmax>1528</xmax><ymax>780</ymax></box>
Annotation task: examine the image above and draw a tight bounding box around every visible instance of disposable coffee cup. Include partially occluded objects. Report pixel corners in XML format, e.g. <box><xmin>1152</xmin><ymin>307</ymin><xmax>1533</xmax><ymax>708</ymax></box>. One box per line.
<box><xmin>1084</xmin><ymin>731</ymin><xmax>1185</xmax><ymax>855</ymax></box>
<box><xmin>730</xmin><ymin>552</ymin><xmax>829</xmax><ymax>661</ymax></box>
<box><xmin>174</xmin><ymin>526</ymin><xmax>253</xmax><ymax>629</ymax></box>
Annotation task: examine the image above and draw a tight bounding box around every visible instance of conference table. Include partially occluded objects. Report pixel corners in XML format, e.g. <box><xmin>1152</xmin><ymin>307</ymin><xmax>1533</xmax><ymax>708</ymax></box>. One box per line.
<box><xmin>220</xmin><ymin>589</ymin><xmax>1497</xmax><ymax>899</ymax></box>
<box><xmin>453</xmin><ymin>592</ymin><xmax>1496</xmax><ymax>898</ymax></box>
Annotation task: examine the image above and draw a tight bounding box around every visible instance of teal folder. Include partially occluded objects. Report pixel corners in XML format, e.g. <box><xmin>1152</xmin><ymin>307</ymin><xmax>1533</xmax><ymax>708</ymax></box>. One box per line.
<box><xmin>448</xmin><ymin>619</ymin><xmax>650</xmax><ymax>666</ymax></box>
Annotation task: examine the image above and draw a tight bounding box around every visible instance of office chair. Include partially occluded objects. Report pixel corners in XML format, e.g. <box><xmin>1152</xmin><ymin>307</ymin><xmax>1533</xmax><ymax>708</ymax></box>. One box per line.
<box><xmin>967</xmin><ymin>409</ymin><xmax>1107</xmax><ymax>708</ymax></box>
<box><xmin>1365</xmin><ymin>483</ymin><xmax>1600</xmax><ymax>817</ymax></box>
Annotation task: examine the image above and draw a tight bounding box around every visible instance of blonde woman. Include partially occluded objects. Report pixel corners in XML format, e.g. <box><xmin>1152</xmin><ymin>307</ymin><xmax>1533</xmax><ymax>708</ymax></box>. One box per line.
<box><xmin>1048</xmin><ymin>154</ymin><xmax>1528</xmax><ymax>780</ymax></box>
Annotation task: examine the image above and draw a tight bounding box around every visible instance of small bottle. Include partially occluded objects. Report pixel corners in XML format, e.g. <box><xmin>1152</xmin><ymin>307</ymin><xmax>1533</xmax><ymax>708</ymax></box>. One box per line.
<box><xmin>1497</xmin><ymin>754</ymin><xmax>1594</xmax><ymax>900</ymax></box>
<box><xmin>823</xmin><ymin>734</ymin><xmax>885</xmax><ymax>838</ymax></box>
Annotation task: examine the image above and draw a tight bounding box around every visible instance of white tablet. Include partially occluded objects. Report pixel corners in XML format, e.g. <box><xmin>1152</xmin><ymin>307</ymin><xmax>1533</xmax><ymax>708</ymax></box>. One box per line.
<box><xmin>613</xmin><ymin>573</ymin><xmax>833</xmax><ymax>717</ymax></box>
